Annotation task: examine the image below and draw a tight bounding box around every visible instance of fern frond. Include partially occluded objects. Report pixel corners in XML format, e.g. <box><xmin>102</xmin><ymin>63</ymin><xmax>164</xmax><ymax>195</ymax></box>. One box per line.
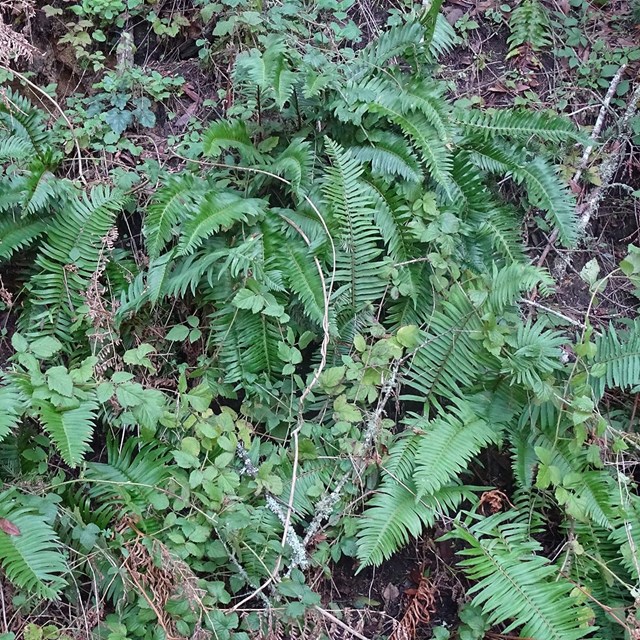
<box><xmin>350</xmin><ymin>131</ymin><xmax>423</xmax><ymax>183</ymax></box>
<box><xmin>0</xmin><ymin>135</ymin><xmax>31</xmax><ymax>162</ymax></box>
<box><xmin>567</xmin><ymin>518</ymin><xmax>632</xmax><ymax>634</ymax></box>
<box><xmin>323</xmin><ymin>138</ymin><xmax>385</xmax><ymax>313</ymax></box>
<box><xmin>268</xmin><ymin>138</ymin><xmax>315</xmax><ymax>192</ymax></box>
<box><xmin>161</xmin><ymin>250</ymin><xmax>221</xmax><ymax>300</ymax></box>
<box><xmin>278</xmin><ymin>459</ymin><xmax>336</xmax><ymax>519</ymax></box>
<box><xmin>488</xmin><ymin>263</ymin><xmax>554</xmax><ymax>312</ymax></box>
<box><xmin>412</xmin><ymin>400</ymin><xmax>502</xmax><ymax>497</ymax></box>
<box><xmin>501</xmin><ymin>319</ymin><xmax>566</xmax><ymax>393</ymax></box>
<box><xmin>457</xmin><ymin>108</ymin><xmax>582</xmax><ymax>144</ymax></box>
<box><xmin>351</xmin><ymin>21</ymin><xmax>426</xmax><ymax>74</ymax></box>
<box><xmin>26</xmin><ymin>185</ymin><xmax>126</xmax><ymax>340</ymax></box>
<box><xmin>366</xmin><ymin>180</ymin><xmax>415</xmax><ymax>263</ymax></box>
<box><xmin>534</xmin><ymin>434</ymin><xmax>619</xmax><ymax>529</ymax></box>
<box><xmin>144</xmin><ymin>251</ymin><xmax>173</xmax><ymax>307</ymax></box>
<box><xmin>383</xmin><ymin>433</ymin><xmax>422</xmax><ymax>481</ymax></box>
<box><xmin>373</xmin><ymin>106</ymin><xmax>459</xmax><ymax>202</ymax></box>
<box><xmin>510</xmin><ymin>427</ymin><xmax>538</xmax><ymax>489</ymax></box>
<box><xmin>144</xmin><ymin>173</ymin><xmax>205</xmax><ymax>259</ymax></box>
<box><xmin>235</xmin><ymin>36</ymin><xmax>296</xmax><ymax>108</ymax></box>
<box><xmin>36</xmin><ymin>397</ymin><xmax>98</xmax><ymax>468</ymax></box>
<box><xmin>469</xmin><ymin>141</ymin><xmax>578</xmax><ymax>246</ymax></box>
<box><xmin>590</xmin><ymin>320</ymin><xmax>640</xmax><ymax>398</ymax></box>
<box><xmin>86</xmin><ymin>438</ymin><xmax>171</xmax><ymax>513</ymax></box>
<box><xmin>202</xmin><ymin>119</ymin><xmax>261</xmax><ymax>161</ymax></box>
<box><xmin>520</xmin><ymin>156</ymin><xmax>578</xmax><ymax>246</ymax></box>
<box><xmin>453</xmin><ymin>516</ymin><xmax>593</xmax><ymax>640</ymax></box>
<box><xmin>386</xmin><ymin>271</ymin><xmax>435</xmax><ymax>328</ymax></box>
<box><xmin>177</xmin><ymin>191</ymin><xmax>265</xmax><ymax>256</ymax></box>
<box><xmin>392</xmin><ymin>76</ymin><xmax>453</xmax><ymax>142</ymax></box>
<box><xmin>0</xmin><ymin>492</ymin><xmax>68</xmax><ymax>599</ymax></box>
<box><xmin>19</xmin><ymin>163</ymin><xmax>58</xmax><ymax>217</ymax></box>
<box><xmin>609</xmin><ymin>495</ymin><xmax>640</xmax><ymax>582</ymax></box>
<box><xmin>452</xmin><ymin>151</ymin><xmax>527</xmax><ymax>265</ymax></box>
<box><xmin>472</xmin><ymin>207</ymin><xmax>527</xmax><ymax>264</ymax></box>
<box><xmin>564</xmin><ymin>470</ymin><xmax>621</xmax><ymax>530</ymax></box>
<box><xmin>0</xmin><ymin>90</ymin><xmax>51</xmax><ymax>156</ymax></box>
<box><xmin>356</xmin><ymin>480</ymin><xmax>474</xmax><ymax>567</ymax></box>
<box><xmin>406</xmin><ymin>286</ymin><xmax>491</xmax><ymax>400</ymax></box>
<box><xmin>507</xmin><ymin>0</ymin><xmax>552</xmax><ymax>56</ymax></box>
<box><xmin>279</xmin><ymin>242</ymin><xmax>325</xmax><ymax>327</ymax></box>
<box><xmin>0</xmin><ymin>379</ymin><xmax>23</xmax><ymax>441</ymax></box>
<box><xmin>0</xmin><ymin>215</ymin><xmax>47</xmax><ymax>262</ymax></box>
<box><xmin>211</xmin><ymin>307</ymin><xmax>281</xmax><ymax>383</ymax></box>
<box><xmin>451</xmin><ymin>149</ymin><xmax>496</xmax><ymax>215</ymax></box>
<box><xmin>519</xmin><ymin>399</ymin><xmax>559</xmax><ymax>433</ymax></box>
<box><xmin>426</xmin><ymin>13</ymin><xmax>458</xmax><ymax>59</ymax></box>
<box><xmin>62</xmin><ymin>487</ymin><xmax>114</xmax><ymax>530</ymax></box>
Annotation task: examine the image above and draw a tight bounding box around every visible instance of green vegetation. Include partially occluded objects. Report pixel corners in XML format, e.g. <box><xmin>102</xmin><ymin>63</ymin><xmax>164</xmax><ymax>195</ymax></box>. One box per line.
<box><xmin>1</xmin><ymin>0</ymin><xmax>640</xmax><ymax>638</ymax></box>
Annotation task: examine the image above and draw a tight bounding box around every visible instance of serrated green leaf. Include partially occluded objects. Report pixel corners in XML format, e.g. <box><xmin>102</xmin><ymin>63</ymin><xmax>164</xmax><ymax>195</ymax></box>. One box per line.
<box><xmin>46</xmin><ymin>366</ymin><xmax>74</xmax><ymax>398</ymax></box>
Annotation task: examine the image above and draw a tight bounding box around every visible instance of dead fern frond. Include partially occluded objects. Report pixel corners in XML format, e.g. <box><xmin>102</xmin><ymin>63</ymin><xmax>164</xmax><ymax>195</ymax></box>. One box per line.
<box><xmin>0</xmin><ymin>17</ymin><xmax>36</xmax><ymax>65</ymax></box>
<box><xmin>390</xmin><ymin>573</ymin><xmax>437</xmax><ymax>640</ymax></box>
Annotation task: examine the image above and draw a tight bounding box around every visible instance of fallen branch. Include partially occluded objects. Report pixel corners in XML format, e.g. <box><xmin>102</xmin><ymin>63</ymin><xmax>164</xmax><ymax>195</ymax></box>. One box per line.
<box><xmin>573</xmin><ymin>64</ymin><xmax>627</xmax><ymax>186</ymax></box>
<box><xmin>554</xmin><ymin>77</ymin><xmax>640</xmax><ymax>279</ymax></box>
<box><xmin>535</xmin><ymin>64</ymin><xmax>627</xmax><ymax>274</ymax></box>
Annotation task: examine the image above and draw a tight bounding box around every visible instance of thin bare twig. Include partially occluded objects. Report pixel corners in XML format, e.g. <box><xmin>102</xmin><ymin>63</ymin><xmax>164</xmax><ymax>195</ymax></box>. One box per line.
<box><xmin>276</xmin><ymin>213</ymin><xmax>334</xmax><ymax>569</ymax></box>
<box><xmin>521</xmin><ymin>299</ymin><xmax>587</xmax><ymax>329</ymax></box>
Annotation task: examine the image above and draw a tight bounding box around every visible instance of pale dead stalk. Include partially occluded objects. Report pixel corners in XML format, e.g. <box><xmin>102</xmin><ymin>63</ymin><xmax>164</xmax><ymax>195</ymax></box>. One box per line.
<box><xmin>313</xmin><ymin>606</ymin><xmax>373</xmax><ymax>640</ymax></box>
<box><xmin>277</xmin><ymin>213</ymin><xmax>334</xmax><ymax>564</ymax></box>
<box><xmin>521</xmin><ymin>299</ymin><xmax>586</xmax><ymax>329</ymax></box>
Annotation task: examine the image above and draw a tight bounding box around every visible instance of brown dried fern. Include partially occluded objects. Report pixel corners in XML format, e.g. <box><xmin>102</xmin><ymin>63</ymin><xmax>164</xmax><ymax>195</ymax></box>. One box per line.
<box><xmin>390</xmin><ymin>573</ymin><xmax>437</xmax><ymax>640</ymax></box>
<box><xmin>0</xmin><ymin>16</ymin><xmax>36</xmax><ymax>65</ymax></box>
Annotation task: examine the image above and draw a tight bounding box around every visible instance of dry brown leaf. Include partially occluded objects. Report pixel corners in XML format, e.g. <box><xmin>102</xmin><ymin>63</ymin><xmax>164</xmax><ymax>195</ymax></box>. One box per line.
<box><xmin>0</xmin><ymin>518</ymin><xmax>20</xmax><ymax>536</ymax></box>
